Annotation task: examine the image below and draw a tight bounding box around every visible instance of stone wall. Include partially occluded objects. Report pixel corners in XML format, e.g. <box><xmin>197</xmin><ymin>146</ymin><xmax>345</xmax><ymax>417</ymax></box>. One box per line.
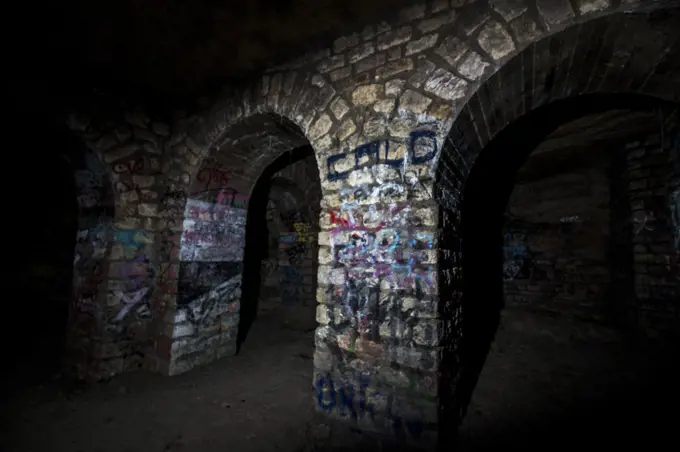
<box><xmin>503</xmin><ymin>154</ymin><xmax>612</xmax><ymax>323</ymax></box>
<box><xmin>59</xmin><ymin>0</ymin><xmax>680</xmax><ymax>445</ymax></box>
<box><xmin>499</xmin><ymin>118</ymin><xmax>680</xmax><ymax>341</ymax></box>
<box><xmin>623</xmin><ymin>122</ymin><xmax>680</xmax><ymax>338</ymax></box>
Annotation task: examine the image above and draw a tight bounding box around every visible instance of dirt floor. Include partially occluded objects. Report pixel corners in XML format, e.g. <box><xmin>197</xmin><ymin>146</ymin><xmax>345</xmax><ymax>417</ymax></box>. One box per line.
<box><xmin>2</xmin><ymin>310</ymin><xmax>678</xmax><ymax>452</ymax></box>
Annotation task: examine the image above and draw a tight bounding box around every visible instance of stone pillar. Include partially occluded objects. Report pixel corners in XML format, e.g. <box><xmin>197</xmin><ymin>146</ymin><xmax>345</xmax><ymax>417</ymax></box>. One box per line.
<box><xmin>313</xmin><ymin>131</ymin><xmax>440</xmax><ymax>446</ymax></box>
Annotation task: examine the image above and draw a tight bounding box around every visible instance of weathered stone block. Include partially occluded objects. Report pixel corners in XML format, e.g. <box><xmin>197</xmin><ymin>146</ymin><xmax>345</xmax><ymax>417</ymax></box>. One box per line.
<box><xmin>405</xmin><ymin>34</ymin><xmax>439</xmax><ymax>56</ymax></box>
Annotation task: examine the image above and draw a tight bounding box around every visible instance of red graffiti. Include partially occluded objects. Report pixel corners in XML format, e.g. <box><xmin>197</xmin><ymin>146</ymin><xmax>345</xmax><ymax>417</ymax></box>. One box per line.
<box><xmin>113</xmin><ymin>181</ymin><xmax>155</xmax><ymax>201</ymax></box>
<box><xmin>330</xmin><ymin>210</ymin><xmax>350</xmax><ymax>227</ymax></box>
<box><xmin>112</xmin><ymin>157</ymin><xmax>160</xmax><ymax>176</ymax></box>
<box><xmin>329</xmin><ymin>204</ymin><xmax>408</xmax><ymax>231</ymax></box>
<box><xmin>196</xmin><ymin>161</ymin><xmax>231</xmax><ymax>191</ymax></box>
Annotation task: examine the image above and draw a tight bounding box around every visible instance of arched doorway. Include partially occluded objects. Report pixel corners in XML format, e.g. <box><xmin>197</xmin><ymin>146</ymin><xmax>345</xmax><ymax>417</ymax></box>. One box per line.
<box><xmin>454</xmin><ymin>95</ymin><xmax>679</xmax><ymax>448</ymax></box>
<box><xmin>165</xmin><ymin>113</ymin><xmax>323</xmax><ymax>373</ymax></box>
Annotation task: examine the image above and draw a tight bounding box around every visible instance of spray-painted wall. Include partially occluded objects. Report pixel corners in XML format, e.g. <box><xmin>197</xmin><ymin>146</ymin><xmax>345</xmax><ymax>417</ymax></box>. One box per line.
<box><xmin>60</xmin><ymin>0</ymin><xmax>680</xmax><ymax>445</ymax></box>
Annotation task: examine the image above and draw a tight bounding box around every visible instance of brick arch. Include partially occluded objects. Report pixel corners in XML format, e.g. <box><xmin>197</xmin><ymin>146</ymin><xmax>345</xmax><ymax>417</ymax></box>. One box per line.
<box><xmin>175</xmin><ymin>69</ymin><xmax>342</xmax><ymax>191</ymax></box>
<box><xmin>155</xmin><ymin>85</ymin><xmax>339</xmax><ymax>373</ymax></box>
<box><xmin>431</xmin><ymin>3</ymin><xmax>680</xmax><ymax>184</ymax></box>
<box><xmin>430</xmin><ymin>5</ymin><xmax>680</xmax><ymax>435</ymax></box>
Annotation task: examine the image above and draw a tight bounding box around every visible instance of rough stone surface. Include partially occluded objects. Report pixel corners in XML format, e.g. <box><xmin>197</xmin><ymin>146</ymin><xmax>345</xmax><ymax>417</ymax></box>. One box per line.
<box><xmin>57</xmin><ymin>1</ymin><xmax>680</xmax><ymax>448</ymax></box>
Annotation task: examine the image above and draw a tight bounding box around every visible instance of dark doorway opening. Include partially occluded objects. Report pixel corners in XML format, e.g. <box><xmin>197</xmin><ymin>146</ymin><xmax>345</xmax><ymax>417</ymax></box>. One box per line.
<box><xmin>237</xmin><ymin>145</ymin><xmax>322</xmax><ymax>353</ymax></box>
<box><xmin>450</xmin><ymin>94</ymin><xmax>680</xmax><ymax>449</ymax></box>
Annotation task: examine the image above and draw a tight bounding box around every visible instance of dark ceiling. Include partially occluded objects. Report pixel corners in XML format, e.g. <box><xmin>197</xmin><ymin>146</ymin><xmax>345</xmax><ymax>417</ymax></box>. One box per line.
<box><xmin>8</xmin><ymin>0</ymin><xmax>417</xmax><ymax>111</ymax></box>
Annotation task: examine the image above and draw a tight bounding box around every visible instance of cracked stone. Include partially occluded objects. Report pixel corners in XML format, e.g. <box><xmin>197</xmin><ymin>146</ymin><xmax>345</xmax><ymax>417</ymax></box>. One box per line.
<box><xmin>329</xmin><ymin>97</ymin><xmax>351</xmax><ymax>120</ymax></box>
<box><xmin>308</xmin><ymin>114</ymin><xmax>333</xmax><ymax>140</ymax></box>
<box><xmin>490</xmin><ymin>0</ymin><xmax>529</xmax><ymax>22</ymax></box>
<box><xmin>351</xmin><ymin>84</ymin><xmax>384</xmax><ymax>106</ymax></box>
<box><xmin>405</xmin><ymin>34</ymin><xmax>439</xmax><ymax>56</ymax></box>
<box><xmin>579</xmin><ymin>0</ymin><xmax>610</xmax><ymax>14</ymax></box>
<box><xmin>478</xmin><ymin>21</ymin><xmax>516</xmax><ymax>60</ymax></box>
<box><xmin>537</xmin><ymin>0</ymin><xmax>575</xmax><ymax>30</ymax></box>
<box><xmin>457</xmin><ymin>51</ymin><xmax>491</xmax><ymax>80</ymax></box>
<box><xmin>399</xmin><ymin>90</ymin><xmax>433</xmax><ymax>115</ymax></box>
<box><xmin>436</xmin><ymin>36</ymin><xmax>468</xmax><ymax>67</ymax></box>
<box><xmin>424</xmin><ymin>68</ymin><xmax>469</xmax><ymax>101</ymax></box>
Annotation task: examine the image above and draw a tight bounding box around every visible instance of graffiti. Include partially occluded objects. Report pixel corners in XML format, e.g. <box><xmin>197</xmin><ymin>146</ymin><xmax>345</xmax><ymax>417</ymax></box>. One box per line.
<box><xmin>112</xmin><ymin>156</ymin><xmax>161</xmax><ymax>176</ymax></box>
<box><xmin>179</xmin><ymin>275</ymin><xmax>242</xmax><ymax>328</ymax></box>
<box><xmin>503</xmin><ymin>233</ymin><xmax>530</xmax><ymax>280</ymax></box>
<box><xmin>632</xmin><ymin>210</ymin><xmax>655</xmax><ymax>236</ymax></box>
<box><xmin>280</xmin><ymin>234</ymin><xmax>297</xmax><ymax>244</ymax></box>
<box><xmin>327</xmin><ymin>130</ymin><xmax>438</xmax><ymax>181</ymax></box>
<box><xmin>112</xmin><ymin>287</ymin><xmax>150</xmax><ymax>321</ymax></box>
<box><xmin>178</xmin><ymin>262</ymin><xmax>242</xmax><ymax>306</ymax></box>
<box><xmin>180</xmin><ymin>199</ymin><xmax>247</xmax><ymax>262</ymax></box>
<box><xmin>315</xmin><ymin>374</ymin><xmax>425</xmax><ymax>438</ymax></box>
<box><xmin>73</xmin><ymin>150</ymin><xmax>111</xmax><ymax>211</ymax></box>
<box><xmin>280</xmin><ymin>266</ymin><xmax>304</xmax><ymax>305</ymax></box>
<box><xmin>293</xmin><ymin>222</ymin><xmax>309</xmax><ymax>242</ymax></box>
<box><xmin>560</xmin><ymin>215</ymin><xmax>581</xmax><ymax>223</ymax></box>
<box><xmin>112</xmin><ymin>181</ymin><xmax>156</xmax><ymax>202</ymax></box>
<box><xmin>328</xmin><ymin>203</ymin><xmax>422</xmax><ymax>231</ymax></box>
<box><xmin>195</xmin><ymin>157</ymin><xmax>232</xmax><ymax>192</ymax></box>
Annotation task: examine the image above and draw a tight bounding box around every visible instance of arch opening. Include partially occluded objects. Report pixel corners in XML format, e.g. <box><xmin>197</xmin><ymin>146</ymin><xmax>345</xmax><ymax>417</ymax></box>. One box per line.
<box><xmin>170</xmin><ymin>113</ymin><xmax>321</xmax><ymax>372</ymax></box>
<box><xmin>447</xmin><ymin>94</ymin><xmax>680</xmax><ymax>448</ymax></box>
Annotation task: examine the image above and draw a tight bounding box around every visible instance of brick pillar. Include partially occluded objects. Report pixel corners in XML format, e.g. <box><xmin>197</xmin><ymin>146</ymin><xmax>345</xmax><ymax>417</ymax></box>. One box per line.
<box><xmin>313</xmin><ymin>133</ymin><xmax>441</xmax><ymax>446</ymax></box>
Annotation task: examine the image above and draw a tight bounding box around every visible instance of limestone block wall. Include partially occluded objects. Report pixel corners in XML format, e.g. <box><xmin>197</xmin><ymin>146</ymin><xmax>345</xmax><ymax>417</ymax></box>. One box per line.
<box><xmin>60</xmin><ymin>0</ymin><xmax>680</xmax><ymax>445</ymax></box>
<box><xmin>503</xmin><ymin>159</ymin><xmax>612</xmax><ymax>322</ymax></box>
<box><xmin>623</xmin><ymin>123</ymin><xmax>680</xmax><ymax>337</ymax></box>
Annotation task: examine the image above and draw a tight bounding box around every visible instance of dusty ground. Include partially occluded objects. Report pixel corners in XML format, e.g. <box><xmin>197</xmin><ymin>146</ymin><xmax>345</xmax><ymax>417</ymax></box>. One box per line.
<box><xmin>3</xmin><ymin>310</ymin><xmax>678</xmax><ymax>452</ymax></box>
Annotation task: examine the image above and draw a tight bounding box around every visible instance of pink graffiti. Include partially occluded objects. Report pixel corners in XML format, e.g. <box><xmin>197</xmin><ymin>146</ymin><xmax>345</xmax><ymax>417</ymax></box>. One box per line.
<box><xmin>196</xmin><ymin>161</ymin><xmax>231</xmax><ymax>191</ymax></box>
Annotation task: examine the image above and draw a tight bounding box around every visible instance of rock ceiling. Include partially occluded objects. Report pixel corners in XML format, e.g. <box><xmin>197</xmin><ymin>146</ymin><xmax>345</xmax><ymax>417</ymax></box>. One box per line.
<box><xmin>9</xmin><ymin>0</ymin><xmax>416</xmax><ymax>109</ymax></box>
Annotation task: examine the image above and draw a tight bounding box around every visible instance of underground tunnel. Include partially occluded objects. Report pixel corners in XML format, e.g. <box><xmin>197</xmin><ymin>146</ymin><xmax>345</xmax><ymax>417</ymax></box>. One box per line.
<box><xmin>3</xmin><ymin>1</ymin><xmax>680</xmax><ymax>452</ymax></box>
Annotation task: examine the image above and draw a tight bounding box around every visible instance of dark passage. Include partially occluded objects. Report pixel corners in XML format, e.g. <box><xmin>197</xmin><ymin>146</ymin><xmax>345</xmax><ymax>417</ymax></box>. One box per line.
<box><xmin>455</xmin><ymin>94</ymin><xmax>680</xmax><ymax>450</ymax></box>
<box><xmin>238</xmin><ymin>145</ymin><xmax>322</xmax><ymax>352</ymax></box>
<box><xmin>4</xmin><ymin>116</ymin><xmax>79</xmax><ymax>389</ymax></box>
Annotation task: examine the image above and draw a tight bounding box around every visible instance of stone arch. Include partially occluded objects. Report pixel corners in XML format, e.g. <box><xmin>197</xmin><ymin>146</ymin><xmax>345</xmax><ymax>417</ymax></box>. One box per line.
<box><xmin>430</xmin><ymin>4</ymin><xmax>680</xmax><ymax>435</ymax></box>
<box><xmin>156</xmin><ymin>101</ymin><xmax>328</xmax><ymax>374</ymax></box>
